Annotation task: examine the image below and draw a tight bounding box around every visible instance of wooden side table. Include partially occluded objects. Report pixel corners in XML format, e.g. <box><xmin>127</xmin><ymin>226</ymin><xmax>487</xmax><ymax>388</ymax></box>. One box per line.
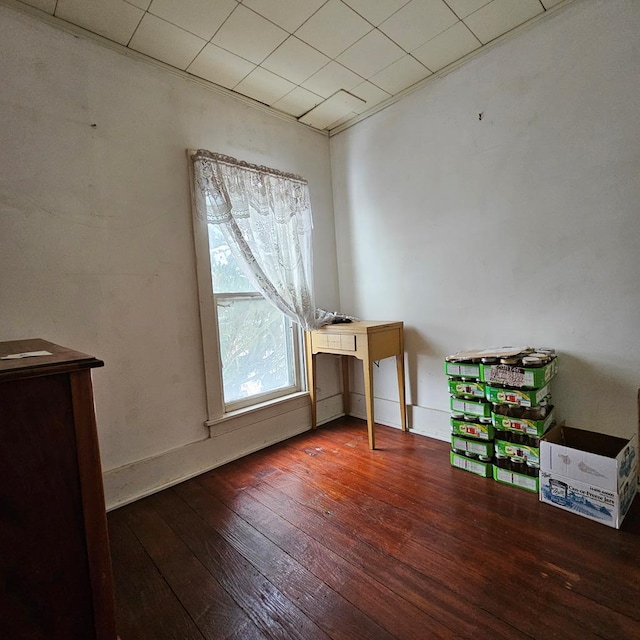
<box><xmin>0</xmin><ymin>338</ymin><xmax>116</xmax><ymax>640</ymax></box>
<box><xmin>305</xmin><ymin>321</ymin><xmax>407</xmax><ymax>449</ymax></box>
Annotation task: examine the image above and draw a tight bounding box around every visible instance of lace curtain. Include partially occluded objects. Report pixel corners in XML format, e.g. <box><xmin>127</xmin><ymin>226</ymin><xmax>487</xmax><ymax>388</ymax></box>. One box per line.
<box><xmin>191</xmin><ymin>150</ymin><xmax>331</xmax><ymax>331</ymax></box>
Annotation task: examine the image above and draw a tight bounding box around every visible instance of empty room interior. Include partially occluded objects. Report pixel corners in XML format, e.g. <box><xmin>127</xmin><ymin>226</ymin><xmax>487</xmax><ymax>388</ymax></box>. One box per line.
<box><xmin>1</xmin><ymin>0</ymin><xmax>639</xmax><ymax>638</ymax></box>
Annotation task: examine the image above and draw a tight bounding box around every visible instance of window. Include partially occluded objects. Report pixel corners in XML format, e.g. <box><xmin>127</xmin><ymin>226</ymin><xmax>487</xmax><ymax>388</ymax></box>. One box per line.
<box><xmin>207</xmin><ymin>223</ymin><xmax>302</xmax><ymax>411</ymax></box>
<box><xmin>189</xmin><ymin>149</ymin><xmax>320</xmax><ymax>423</ymax></box>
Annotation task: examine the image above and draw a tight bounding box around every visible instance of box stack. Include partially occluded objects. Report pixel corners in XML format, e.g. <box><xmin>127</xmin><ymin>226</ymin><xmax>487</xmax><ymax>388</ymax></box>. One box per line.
<box><xmin>445</xmin><ymin>357</ymin><xmax>494</xmax><ymax>479</ymax></box>
<box><xmin>446</xmin><ymin>347</ymin><xmax>558</xmax><ymax>492</ymax></box>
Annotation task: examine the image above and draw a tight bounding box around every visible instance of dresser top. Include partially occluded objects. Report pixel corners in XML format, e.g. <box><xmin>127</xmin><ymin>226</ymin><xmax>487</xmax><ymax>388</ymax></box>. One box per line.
<box><xmin>0</xmin><ymin>338</ymin><xmax>103</xmax><ymax>381</ymax></box>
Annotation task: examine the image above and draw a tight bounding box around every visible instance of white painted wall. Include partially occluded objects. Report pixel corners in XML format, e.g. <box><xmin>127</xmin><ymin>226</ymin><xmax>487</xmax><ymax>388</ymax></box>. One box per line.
<box><xmin>331</xmin><ymin>0</ymin><xmax>640</xmax><ymax>441</ymax></box>
<box><xmin>0</xmin><ymin>6</ymin><xmax>341</xmax><ymax>507</ymax></box>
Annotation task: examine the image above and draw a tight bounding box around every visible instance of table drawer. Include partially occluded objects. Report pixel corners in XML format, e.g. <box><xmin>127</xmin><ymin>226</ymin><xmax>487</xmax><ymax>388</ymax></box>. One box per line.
<box><xmin>313</xmin><ymin>333</ymin><xmax>357</xmax><ymax>352</ymax></box>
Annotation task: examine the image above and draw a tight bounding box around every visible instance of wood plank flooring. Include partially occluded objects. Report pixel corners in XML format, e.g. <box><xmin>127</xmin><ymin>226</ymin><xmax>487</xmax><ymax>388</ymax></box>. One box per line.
<box><xmin>108</xmin><ymin>417</ymin><xmax>640</xmax><ymax>640</ymax></box>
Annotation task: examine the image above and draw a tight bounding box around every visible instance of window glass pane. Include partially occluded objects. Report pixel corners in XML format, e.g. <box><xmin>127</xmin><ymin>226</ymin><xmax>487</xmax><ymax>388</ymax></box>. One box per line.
<box><xmin>217</xmin><ymin>297</ymin><xmax>295</xmax><ymax>404</ymax></box>
<box><xmin>208</xmin><ymin>223</ymin><xmax>254</xmax><ymax>293</ymax></box>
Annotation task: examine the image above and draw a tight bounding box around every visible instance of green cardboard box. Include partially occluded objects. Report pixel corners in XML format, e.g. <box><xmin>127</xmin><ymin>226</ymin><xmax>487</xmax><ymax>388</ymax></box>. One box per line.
<box><xmin>447</xmin><ymin>378</ymin><xmax>485</xmax><ymax>399</ymax></box>
<box><xmin>444</xmin><ymin>361</ymin><xmax>481</xmax><ymax>379</ymax></box>
<box><xmin>451</xmin><ymin>435</ymin><xmax>494</xmax><ymax>458</ymax></box>
<box><xmin>493</xmin><ymin>465</ymin><xmax>539</xmax><ymax>493</ymax></box>
<box><xmin>450</xmin><ymin>450</ymin><xmax>493</xmax><ymax>478</ymax></box>
<box><xmin>451</xmin><ymin>417</ymin><xmax>494</xmax><ymax>441</ymax></box>
<box><xmin>485</xmin><ymin>383</ymin><xmax>551</xmax><ymax>408</ymax></box>
<box><xmin>494</xmin><ymin>439</ymin><xmax>540</xmax><ymax>465</ymax></box>
<box><xmin>481</xmin><ymin>358</ymin><xmax>557</xmax><ymax>388</ymax></box>
<box><xmin>450</xmin><ymin>396</ymin><xmax>492</xmax><ymax>417</ymax></box>
<box><xmin>492</xmin><ymin>407</ymin><xmax>555</xmax><ymax>437</ymax></box>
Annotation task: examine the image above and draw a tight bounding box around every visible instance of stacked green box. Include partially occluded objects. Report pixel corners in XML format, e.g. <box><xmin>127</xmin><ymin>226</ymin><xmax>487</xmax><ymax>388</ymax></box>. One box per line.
<box><xmin>446</xmin><ymin>347</ymin><xmax>558</xmax><ymax>491</ymax></box>
<box><xmin>494</xmin><ymin>439</ymin><xmax>540</xmax><ymax>465</ymax></box>
<box><xmin>450</xmin><ymin>396</ymin><xmax>491</xmax><ymax>417</ymax></box>
<box><xmin>450</xmin><ymin>450</ymin><xmax>492</xmax><ymax>478</ymax></box>
<box><xmin>487</xmin><ymin>358</ymin><xmax>557</xmax><ymax>493</ymax></box>
<box><xmin>492</xmin><ymin>408</ymin><xmax>555</xmax><ymax>439</ymax></box>
<box><xmin>444</xmin><ymin>361</ymin><xmax>481</xmax><ymax>379</ymax></box>
<box><xmin>485</xmin><ymin>383</ymin><xmax>551</xmax><ymax>408</ymax></box>
<box><xmin>445</xmin><ymin>357</ymin><xmax>493</xmax><ymax>478</ymax></box>
<box><xmin>451</xmin><ymin>435</ymin><xmax>493</xmax><ymax>458</ymax></box>
<box><xmin>447</xmin><ymin>378</ymin><xmax>485</xmax><ymax>399</ymax></box>
<box><xmin>451</xmin><ymin>416</ymin><xmax>494</xmax><ymax>441</ymax></box>
<box><xmin>493</xmin><ymin>466</ymin><xmax>539</xmax><ymax>493</ymax></box>
<box><xmin>481</xmin><ymin>358</ymin><xmax>557</xmax><ymax>388</ymax></box>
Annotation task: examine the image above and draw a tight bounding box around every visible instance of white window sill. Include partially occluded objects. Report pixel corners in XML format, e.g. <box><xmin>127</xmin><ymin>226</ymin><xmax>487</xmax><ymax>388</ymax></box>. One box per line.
<box><xmin>204</xmin><ymin>391</ymin><xmax>310</xmax><ymax>436</ymax></box>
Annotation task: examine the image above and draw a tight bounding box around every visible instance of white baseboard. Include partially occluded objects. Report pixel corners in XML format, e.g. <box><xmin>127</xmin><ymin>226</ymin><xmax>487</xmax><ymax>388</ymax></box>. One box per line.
<box><xmin>103</xmin><ymin>393</ymin><xmax>450</xmax><ymax>510</ymax></box>
<box><xmin>347</xmin><ymin>392</ymin><xmax>451</xmax><ymax>442</ymax></box>
<box><xmin>103</xmin><ymin>393</ymin><xmax>344</xmax><ymax>511</ymax></box>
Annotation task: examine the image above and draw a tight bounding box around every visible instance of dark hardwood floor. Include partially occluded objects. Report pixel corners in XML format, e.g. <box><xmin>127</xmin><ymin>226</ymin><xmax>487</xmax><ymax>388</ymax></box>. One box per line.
<box><xmin>108</xmin><ymin>417</ymin><xmax>640</xmax><ymax>640</ymax></box>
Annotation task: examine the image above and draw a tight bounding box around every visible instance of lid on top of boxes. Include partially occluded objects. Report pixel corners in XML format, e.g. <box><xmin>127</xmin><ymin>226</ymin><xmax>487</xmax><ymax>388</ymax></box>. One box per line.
<box><xmin>446</xmin><ymin>346</ymin><xmax>532</xmax><ymax>361</ymax></box>
<box><xmin>445</xmin><ymin>346</ymin><xmax>557</xmax><ymax>388</ymax></box>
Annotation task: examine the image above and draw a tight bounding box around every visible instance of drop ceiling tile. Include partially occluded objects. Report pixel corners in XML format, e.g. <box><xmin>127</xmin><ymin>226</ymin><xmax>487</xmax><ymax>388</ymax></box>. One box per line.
<box><xmin>56</xmin><ymin>0</ymin><xmax>143</xmax><ymax>45</ymax></box>
<box><xmin>19</xmin><ymin>0</ymin><xmax>56</xmax><ymax>13</ymax></box>
<box><xmin>445</xmin><ymin>0</ymin><xmax>492</xmax><ymax>19</ymax></box>
<box><xmin>234</xmin><ymin>67</ymin><xmax>296</xmax><ymax>105</ymax></box>
<box><xmin>342</xmin><ymin>0</ymin><xmax>412</xmax><ymax>26</ymax></box>
<box><xmin>337</xmin><ymin>29</ymin><xmax>405</xmax><ymax>78</ymax></box>
<box><xmin>147</xmin><ymin>0</ymin><xmax>236</xmax><ymax>41</ymax></box>
<box><xmin>243</xmin><ymin>0</ymin><xmax>326</xmax><ymax>33</ymax></box>
<box><xmin>271</xmin><ymin>87</ymin><xmax>324</xmax><ymax>118</ymax></box>
<box><xmin>125</xmin><ymin>0</ymin><xmax>152</xmax><ymax>9</ymax></box>
<box><xmin>464</xmin><ymin>0</ymin><xmax>544</xmax><ymax>44</ymax></box>
<box><xmin>301</xmin><ymin>61</ymin><xmax>362</xmax><ymax>99</ymax></box>
<box><xmin>262</xmin><ymin>37</ymin><xmax>330</xmax><ymax>85</ymax></box>
<box><xmin>129</xmin><ymin>13</ymin><xmax>206</xmax><ymax>69</ymax></box>
<box><xmin>350</xmin><ymin>81</ymin><xmax>391</xmax><ymax>113</ymax></box>
<box><xmin>541</xmin><ymin>0</ymin><xmax>564</xmax><ymax>7</ymax></box>
<box><xmin>369</xmin><ymin>54</ymin><xmax>430</xmax><ymax>94</ymax></box>
<box><xmin>379</xmin><ymin>0</ymin><xmax>458</xmax><ymax>52</ymax></box>
<box><xmin>212</xmin><ymin>5</ymin><xmax>288</xmax><ymax>64</ymax></box>
<box><xmin>412</xmin><ymin>21</ymin><xmax>480</xmax><ymax>71</ymax></box>
<box><xmin>294</xmin><ymin>0</ymin><xmax>372</xmax><ymax>58</ymax></box>
<box><xmin>299</xmin><ymin>90</ymin><xmax>365</xmax><ymax>129</ymax></box>
<box><xmin>187</xmin><ymin>43</ymin><xmax>255</xmax><ymax>89</ymax></box>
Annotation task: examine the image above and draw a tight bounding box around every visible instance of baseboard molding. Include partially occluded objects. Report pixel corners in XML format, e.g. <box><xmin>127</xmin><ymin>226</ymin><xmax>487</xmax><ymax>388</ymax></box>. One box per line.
<box><xmin>347</xmin><ymin>392</ymin><xmax>451</xmax><ymax>442</ymax></box>
<box><xmin>103</xmin><ymin>393</ymin><xmax>345</xmax><ymax>510</ymax></box>
<box><xmin>103</xmin><ymin>393</ymin><xmax>449</xmax><ymax>510</ymax></box>
<box><xmin>106</xmin><ymin>393</ymin><xmax>640</xmax><ymax>505</ymax></box>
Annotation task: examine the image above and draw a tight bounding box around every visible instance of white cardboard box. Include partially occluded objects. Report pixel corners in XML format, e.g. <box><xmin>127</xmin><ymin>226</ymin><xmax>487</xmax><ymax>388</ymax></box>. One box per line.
<box><xmin>539</xmin><ymin>424</ymin><xmax>638</xmax><ymax>528</ymax></box>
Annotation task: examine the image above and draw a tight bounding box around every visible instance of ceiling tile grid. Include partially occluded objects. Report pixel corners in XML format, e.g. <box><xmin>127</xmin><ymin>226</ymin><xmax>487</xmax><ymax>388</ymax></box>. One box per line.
<box><xmin>378</xmin><ymin>0</ymin><xmax>459</xmax><ymax>52</ymax></box>
<box><xmin>412</xmin><ymin>21</ymin><xmax>481</xmax><ymax>71</ymax></box>
<box><xmin>128</xmin><ymin>12</ymin><xmax>206</xmax><ymax>69</ymax></box>
<box><xmin>56</xmin><ymin>0</ymin><xmax>144</xmax><ymax>46</ymax></box>
<box><xmin>14</xmin><ymin>0</ymin><xmax>573</xmax><ymax>132</ymax></box>
<box><xmin>210</xmin><ymin>5</ymin><xmax>288</xmax><ymax>65</ymax></box>
<box><xmin>147</xmin><ymin>0</ymin><xmax>236</xmax><ymax>41</ymax></box>
<box><xmin>186</xmin><ymin>43</ymin><xmax>256</xmax><ymax>90</ymax></box>
<box><xmin>294</xmin><ymin>0</ymin><xmax>372</xmax><ymax>59</ymax></box>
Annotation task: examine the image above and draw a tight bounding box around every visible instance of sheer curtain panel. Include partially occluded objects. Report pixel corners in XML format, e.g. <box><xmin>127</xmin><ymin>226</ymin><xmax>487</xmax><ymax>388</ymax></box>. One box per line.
<box><xmin>191</xmin><ymin>150</ymin><xmax>330</xmax><ymax>330</ymax></box>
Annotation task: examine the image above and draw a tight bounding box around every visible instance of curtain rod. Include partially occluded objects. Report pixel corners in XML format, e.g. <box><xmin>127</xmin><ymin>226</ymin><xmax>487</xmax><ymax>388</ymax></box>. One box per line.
<box><xmin>191</xmin><ymin>149</ymin><xmax>307</xmax><ymax>185</ymax></box>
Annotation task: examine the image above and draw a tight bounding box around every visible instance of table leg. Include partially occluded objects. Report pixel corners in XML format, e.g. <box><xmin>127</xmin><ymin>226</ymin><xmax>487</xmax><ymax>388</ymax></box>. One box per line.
<box><xmin>305</xmin><ymin>332</ymin><xmax>317</xmax><ymax>429</ymax></box>
<box><xmin>341</xmin><ymin>356</ymin><xmax>350</xmax><ymax>417</ymax></box>
<box><xmin>363</xmin><ymin>356</ymin><xmax>375</xmax><ymax>449</ymax></box>
<box><xmin>396</xmin><ymin>352</ymin><xmax>407</xmax><ymax>431</ymax></box>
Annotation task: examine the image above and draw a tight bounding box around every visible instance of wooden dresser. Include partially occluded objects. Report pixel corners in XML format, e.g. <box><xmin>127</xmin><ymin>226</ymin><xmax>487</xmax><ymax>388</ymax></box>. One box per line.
<box><xmin>0</xmin><ymin>339</ymin><xmax>116</xmax><ymax>639</ymax></box>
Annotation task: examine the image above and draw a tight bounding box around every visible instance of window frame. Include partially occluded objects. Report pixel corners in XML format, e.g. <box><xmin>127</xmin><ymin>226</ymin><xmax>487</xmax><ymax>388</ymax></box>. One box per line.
<box><xmin>188</xmin><ymin>153</ymin><xmax>307</xmax><ymax>424</ymax></box>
